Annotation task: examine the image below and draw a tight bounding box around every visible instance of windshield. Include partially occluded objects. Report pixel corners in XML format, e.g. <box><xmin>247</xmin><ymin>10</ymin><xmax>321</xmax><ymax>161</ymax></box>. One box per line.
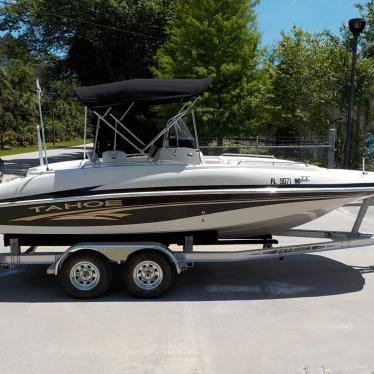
<box><xmin>165</xmin><ymin>118</ymin><xmax>197</xmax><ymax>148</ymax></box>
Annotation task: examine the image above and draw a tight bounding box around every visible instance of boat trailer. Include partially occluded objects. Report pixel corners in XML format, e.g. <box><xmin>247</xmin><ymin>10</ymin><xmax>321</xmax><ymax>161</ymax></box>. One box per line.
<box><xmin>1</xmin><ymin>197</ymin><xmax>374</xmax><ymax>298</ymax></box>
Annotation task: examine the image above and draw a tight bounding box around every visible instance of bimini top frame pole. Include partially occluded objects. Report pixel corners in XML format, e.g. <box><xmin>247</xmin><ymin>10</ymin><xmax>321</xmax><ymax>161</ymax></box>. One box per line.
<box><xmin>143</xmin><ymin>97</ymin><xmax>200</xmax><ymax>151</ymax></box>
<box><xmin>108</xmin><ymin>102</ymin><xmax>146</xmax><ymax>147</ymax></box>
<box><xmin>83</xmin><ymin>106</ymin><xmax>88</xmax><ymax>159</ymax></box>
<box><xmin>112</xmin><ymin>102</ymin><xmax>136</xmax><ymax>150</ymax></box>
<box><xmin>36</xmin><ymin>79</ymin><xmax>49</xmax><ymax>171</ymax></box>
<box><xmin>93</xmin><ymin>108</ymin><xmax>147</xmax><ymax>155</ymax></box>
<box><xmin>89</xmin><ymin>96</ymin><xmax>200</xmax><ymax>157</ymax></box>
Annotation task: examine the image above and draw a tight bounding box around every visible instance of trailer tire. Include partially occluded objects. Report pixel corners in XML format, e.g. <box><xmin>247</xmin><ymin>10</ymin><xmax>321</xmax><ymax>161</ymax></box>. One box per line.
<box><xmin>59</xmin><ymin>253</ymin><xmax>112</xmax><ymax>298</ymax></box>
<box><xmin>123</xmin><ymin>252</ymin><xmax>174</xmax><ymax>298</ymax></box>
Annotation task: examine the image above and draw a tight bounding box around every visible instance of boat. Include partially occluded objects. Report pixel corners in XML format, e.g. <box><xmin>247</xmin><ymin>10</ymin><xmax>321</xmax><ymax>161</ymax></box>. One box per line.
<box><xmin>1</xmin><ymin>77</ymin><xmax>374</xmax><ymax>247</ymax></box>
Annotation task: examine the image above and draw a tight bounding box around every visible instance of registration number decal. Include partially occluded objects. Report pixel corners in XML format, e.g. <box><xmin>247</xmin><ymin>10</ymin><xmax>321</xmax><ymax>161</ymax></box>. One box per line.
<box><xmin>271</xmin><ymin>176</ymin><xmax>310</xmax><ymax>185</ymax></box>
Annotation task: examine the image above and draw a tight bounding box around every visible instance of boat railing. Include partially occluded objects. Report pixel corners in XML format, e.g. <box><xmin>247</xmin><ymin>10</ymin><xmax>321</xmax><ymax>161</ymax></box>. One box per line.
<box><xmin>236</xmin><ymin>160</ymin><xmax>308</xmax><ymax>167</ymax></box>
<box><xmin>221</xmin><ymin>153</ymin><xmax>276</xmax><ymax>159</ymax></box>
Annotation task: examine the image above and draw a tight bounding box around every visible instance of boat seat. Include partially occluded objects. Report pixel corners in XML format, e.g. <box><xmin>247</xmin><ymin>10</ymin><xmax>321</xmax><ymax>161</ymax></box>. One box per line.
<box><xmin>154</xmin><ymin>146</ymin><xmax>204</xmax><ymax>164</ymax></box>
<box><xmin>102</xmin><ymin>150</ymin><xmax>128</xmax><ymax>163</ymax></box>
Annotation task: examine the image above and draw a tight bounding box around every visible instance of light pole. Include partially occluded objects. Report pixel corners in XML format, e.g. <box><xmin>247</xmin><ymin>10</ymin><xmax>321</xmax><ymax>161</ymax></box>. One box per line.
<box><xmin>343</xmin><ymin>18</ymin><xmax>366</xmax><ymax>169</ymax></box>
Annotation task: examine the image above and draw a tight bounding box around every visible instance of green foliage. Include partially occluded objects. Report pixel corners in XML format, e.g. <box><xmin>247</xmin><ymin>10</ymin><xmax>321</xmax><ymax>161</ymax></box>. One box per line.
<box><xmin>264</xmin><ymin>26</ymin><xmax>374</xmax><ymax>168</ymax></box>
<box><xmin>0</xmin><ymin>35</ymin><xmax>38</xmax><ymax>148</ymax></box>
<box><xmin>0</xmin><ymin>0</ymin><xmax>175</xmax><ymax>84</ymax></box>
<box><xmin>266</xmin><ymin>28</ymin><xmax>350</xmax><ymax>138</ymax></box>
<box><xmin>357</xmin><ymin>0</ymin><xmax>374</xmax><ymax>58</ymax></box>
<box><xmin>0</xmin><ymin>0</ymin><xmax>176</xmax><ymax>149</ymax></box>
<box><xmin>346</xmin><ymin>2</ymin><xmax>374</xmax><ymax>168</ymax></box>
<box><xmin>1</xmin><ymin>0</ymin><xmax>374</xmax><ymax>171</ymax></box>
<box><xmin>0</xmin><ymin>34</ymin><xmax>85</xmax><ymax>148</ymax></box>
<box><xmin>152</xmin><ymin>0</ymin><xmax>264</xmax><ymax>139</ymax></box>
<box><xmin>42</xmin><ymin>78</ymin><xmax>87</xmax><ymax>142</ymax></box>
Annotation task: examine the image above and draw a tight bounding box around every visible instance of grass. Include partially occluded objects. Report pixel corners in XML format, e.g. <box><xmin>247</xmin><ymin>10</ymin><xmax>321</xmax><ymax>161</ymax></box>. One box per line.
<box><xmin>0</xmin><ymin>138</ymin><xmax>92</xmax><ymax>157</ymax></box>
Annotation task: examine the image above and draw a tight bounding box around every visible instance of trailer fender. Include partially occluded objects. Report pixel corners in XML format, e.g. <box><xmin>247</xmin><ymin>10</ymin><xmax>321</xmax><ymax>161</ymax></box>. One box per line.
<box><xmin>50</xmin><ymin>242</ymin><xmax>183</xmax><ymax>276</ymax></box>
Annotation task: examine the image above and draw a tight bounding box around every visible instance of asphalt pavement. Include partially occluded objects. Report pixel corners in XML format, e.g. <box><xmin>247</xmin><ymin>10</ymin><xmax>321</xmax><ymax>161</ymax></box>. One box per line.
<box><xmin>0</xmin><ymin>148</ymin><xmax>374</xmax><ymax>374</ymax></box>
<box><xmin>0</xmin><ymin>145</ymin><xmax>90</xmax><ymax>179</ymax></box>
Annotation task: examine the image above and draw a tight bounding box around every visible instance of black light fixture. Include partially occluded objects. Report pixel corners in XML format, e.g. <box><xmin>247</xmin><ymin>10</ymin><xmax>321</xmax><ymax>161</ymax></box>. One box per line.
<box><xmin>343</xmin><ymin>18</ymin><xmax>366</xmax><ymax>169</ymax></box>
<box><xmin>349</xmin><ymin>18</ymin><xmax>367</xmax><ymax>35</ymax></box>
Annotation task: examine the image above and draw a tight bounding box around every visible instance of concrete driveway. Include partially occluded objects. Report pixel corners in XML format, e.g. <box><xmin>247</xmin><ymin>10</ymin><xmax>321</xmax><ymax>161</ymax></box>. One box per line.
<box><xmin>0</xmin><ymin>149</ymin><xmax>374</xmax><ymax>373</ymax></box>
<box><xmin>1</xmin><ymin>237</ymin><xmax>373</xmax><ymax>374</ymax></box>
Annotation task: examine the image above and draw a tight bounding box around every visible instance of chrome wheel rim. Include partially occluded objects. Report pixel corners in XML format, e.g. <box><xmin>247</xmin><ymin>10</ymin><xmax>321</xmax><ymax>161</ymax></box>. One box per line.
<box><xmin>133</xmin><ymin>261</ymin><xmax>163</xmax><ymax>290</ymax></box>
<box><xmin>70</xmin><ymin>261</ymin><xmax>100</xmax><ymax>291</ymax></box>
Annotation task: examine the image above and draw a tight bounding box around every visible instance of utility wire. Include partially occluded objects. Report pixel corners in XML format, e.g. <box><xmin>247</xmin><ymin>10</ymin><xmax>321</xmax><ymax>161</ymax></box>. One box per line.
<box><xmin>0</xmin><ymin>0</ymin><xmax>162</xmax><ymax>40</ymax></box>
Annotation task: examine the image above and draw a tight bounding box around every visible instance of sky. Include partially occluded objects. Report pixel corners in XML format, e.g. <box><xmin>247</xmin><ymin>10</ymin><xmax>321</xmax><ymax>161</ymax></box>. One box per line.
<box><xmin>257</xmin><ymin>0</ymin><xmax>367</xmax><ymax>46</ymax></box>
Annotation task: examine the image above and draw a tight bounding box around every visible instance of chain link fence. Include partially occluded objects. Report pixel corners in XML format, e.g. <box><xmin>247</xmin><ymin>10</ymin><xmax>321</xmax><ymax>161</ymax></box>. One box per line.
<box><xmin>199</xmin><ymin>129</ymin><xmax>336</xmax><ymax>167</ymax></box>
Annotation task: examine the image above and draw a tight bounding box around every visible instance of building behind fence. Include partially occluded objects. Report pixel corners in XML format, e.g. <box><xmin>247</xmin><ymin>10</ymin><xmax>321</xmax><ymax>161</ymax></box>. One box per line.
<box><xmin>199</xmin><ymin>129</ymin><xmax>336</xmax><ymax>168</ymax></box>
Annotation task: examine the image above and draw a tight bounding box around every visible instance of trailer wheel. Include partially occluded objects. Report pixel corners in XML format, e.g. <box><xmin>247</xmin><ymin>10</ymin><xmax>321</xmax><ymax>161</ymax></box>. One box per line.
<box><xmin>123</xmin><ymin>252</ymin><xmax>174</xmax><ymax>298</ymax></box>
<box><xmin>59</xmin><ymin>253</ymin><xmax>112</xmax><ymax>298</ymax></box>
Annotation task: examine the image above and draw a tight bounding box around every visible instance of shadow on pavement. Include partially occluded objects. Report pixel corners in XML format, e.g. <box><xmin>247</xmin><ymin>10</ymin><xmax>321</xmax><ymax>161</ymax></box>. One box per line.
<box><xmin>0</xmin><ymin>254</ymin><xmax>370</xmax><ymax>303</ymax></box>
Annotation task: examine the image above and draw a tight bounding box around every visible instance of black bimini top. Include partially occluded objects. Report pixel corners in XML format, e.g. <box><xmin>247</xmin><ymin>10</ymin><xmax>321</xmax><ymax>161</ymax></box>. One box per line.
<box><xmin>75</xmin><ymin>78</ymin><xmax>212</xmax><ymax>109</ymax></box>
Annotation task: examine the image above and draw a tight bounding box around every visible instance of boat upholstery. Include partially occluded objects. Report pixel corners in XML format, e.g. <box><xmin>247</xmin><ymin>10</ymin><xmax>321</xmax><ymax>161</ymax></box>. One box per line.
<box><xmin>102</xmin><ymin>150</ymin><xmax>128</xmax><ymax>163</ymax></box>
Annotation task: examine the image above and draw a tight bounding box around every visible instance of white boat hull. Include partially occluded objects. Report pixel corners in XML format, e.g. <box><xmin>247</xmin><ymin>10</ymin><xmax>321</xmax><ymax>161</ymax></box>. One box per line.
<box><xmin>1</xmin><ymin>158</ymin><xmax>374</xmax><ymax>243</ymax></box>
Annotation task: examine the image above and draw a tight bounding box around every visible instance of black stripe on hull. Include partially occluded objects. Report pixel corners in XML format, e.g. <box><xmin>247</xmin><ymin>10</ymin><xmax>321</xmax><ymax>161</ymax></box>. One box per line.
<box><xmin>0</xmin><ymin>190</ymin><xmax>365</xmax><ymax>227</ymax></box>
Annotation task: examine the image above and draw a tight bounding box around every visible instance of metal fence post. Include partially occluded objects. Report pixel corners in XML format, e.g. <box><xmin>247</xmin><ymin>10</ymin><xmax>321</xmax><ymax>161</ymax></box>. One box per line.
<box><xmin>327</xmin><ymin>128</ymin><xmax>336</xmax><ymax>169</ymax></box>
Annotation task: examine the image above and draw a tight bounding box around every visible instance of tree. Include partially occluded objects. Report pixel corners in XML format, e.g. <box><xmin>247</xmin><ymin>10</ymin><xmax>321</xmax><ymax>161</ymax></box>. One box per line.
<box><xmin>0</xmin><ymin>0</ymin><xmax>176</xmax><ymax>84</ymax></box>
<box><xmin>266</xmin><ymin>28</ymin><xmax>349</xmax><ymax>139</ymax></box>
<box><xmin>265</xmin><ymin>26</ymin><xmax>374</xmax><ymax>167</ymax></box>
<box><xmin>152</xmin><ymin>0</ymin><xmax>264</xmax><ymax>139</ymax></box>
<box><xmin>0</xmin><ymin>34</ymin><xmax>38</xmax><ymax>148</ymax></box>
<box><xmin>0</xmin><ymin>33</ymin><xmax>87</xmax><ymax>148</ymax></box>
<box><xmin>1</xmin><ymin>0</ymin><xmax>178</xmax><ymax>151</ymax></box>
<box><xmin>357</xmin><ymin>0</ymin><xmax>374</xmax><ymax>58</ymax></box>
<box><xmin>41</xmin><ymin>78</ymin><xmax>87</xmax><ymax>143</ymax></box>
<box><xmin>354</xmin><ymin>1</ymin><xmax>374</xmax><ymax>168</ymax></box>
